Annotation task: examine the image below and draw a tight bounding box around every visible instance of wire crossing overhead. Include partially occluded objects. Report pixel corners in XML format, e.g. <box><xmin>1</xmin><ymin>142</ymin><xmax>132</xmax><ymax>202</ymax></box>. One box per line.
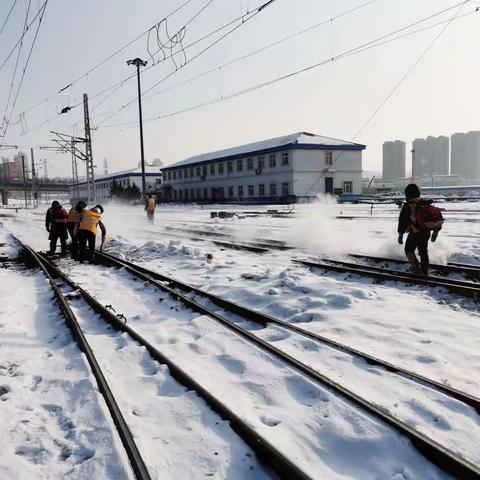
<box><xmin>0</xmin><ymin>0</ymin><xmax>19</xmax><ymax>37</ymax></box>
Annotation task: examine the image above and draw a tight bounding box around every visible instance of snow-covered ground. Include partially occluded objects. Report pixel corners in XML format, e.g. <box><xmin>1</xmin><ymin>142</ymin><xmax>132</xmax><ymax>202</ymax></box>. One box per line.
<box><xmin>2</xmin><ymin>198</ymin><xmax>480</xmax><ymax>478</ymax></box>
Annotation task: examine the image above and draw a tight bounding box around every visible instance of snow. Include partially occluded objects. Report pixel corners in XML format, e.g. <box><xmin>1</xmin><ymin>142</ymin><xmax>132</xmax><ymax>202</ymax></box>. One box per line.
<box><xmin>2</xmin><ymin>197</ymin><xmax>480</xmax><ymax>478</ymax></box>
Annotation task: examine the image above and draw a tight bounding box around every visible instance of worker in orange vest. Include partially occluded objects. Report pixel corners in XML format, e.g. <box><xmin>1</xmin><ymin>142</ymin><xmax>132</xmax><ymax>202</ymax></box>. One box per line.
<box><xmin>77</xmin><ymin>205</ymin><xmax>106</xmax><ymax>263</ymax></box>
<box><xmin>145</xmin><ymin>193</ymin><xmax>156</xmax><ymax>224</ymax></box>
<box><xmin>66</xmin><ymin>200</ymin><xmax>86</xmax><ymax>259</ymax></box>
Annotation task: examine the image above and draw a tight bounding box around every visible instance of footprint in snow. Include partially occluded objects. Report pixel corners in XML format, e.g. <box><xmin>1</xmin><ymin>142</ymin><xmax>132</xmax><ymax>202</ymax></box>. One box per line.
<box><xmin>416</xmin><ymin>355</ymin><xmax>437</xmax><ymax>364</ymax></box>
<box><xmin>260</xmin><ymin>415</ymin><xmax>281</xmax><ymax>427</ymax></box>
<box><xmin>217</xmin><ymin>354</ymin><xmax>246</xmax><ymax>375</ymax></box>
<box><xmin>0</xmin><ymin>384</ymin><xmax>10</xmax><ymax>399</ymax></box>
<box><xmin>15</xmin><ymin>444</ymin><xmax>53</xmax><ymax>465</ymax></box>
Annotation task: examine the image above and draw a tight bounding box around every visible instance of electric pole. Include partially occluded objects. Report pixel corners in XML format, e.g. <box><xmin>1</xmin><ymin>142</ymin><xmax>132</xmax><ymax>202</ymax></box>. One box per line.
<box><xmin>21</xmin><ymin>155</ymin><xmax>28</xmax><ymax>208</ymax></box>
<box><xmin>71</xmin><ymin>138</ymin><xmax>79</xmax><ymax>202</ymax></box>
<box><xmin>83</xmin><ymin>93</ymin><xmax>96</xmax><ymax>204</ymax></box>
<box><xmin>127</xmin><ymin>57</ymin><xmax>148</xmax><ymax>201</ymax></box>
<box><xmin>31</xmin><ymin>148</ymin><xmax>38</xmax><ymax>208</ymax></box>
<box><xmin>411</xmin><ymin>148</ymin><xmax>415</xmax><ymax>183</ymax></box>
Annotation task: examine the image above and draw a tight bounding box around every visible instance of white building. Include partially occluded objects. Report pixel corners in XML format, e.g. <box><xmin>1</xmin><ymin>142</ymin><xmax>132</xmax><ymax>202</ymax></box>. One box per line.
<box><xmin>382</xmin><ymin>140</ymin><xmax>405</xmax><ymax>182</ymax></box>
<box><xmin>71</xmin><ymin>165</ymin><xmax>162</xmax><ymax>203</ymax></box>
<box><xmin>160</xmin><ymin>132</ymin><xmax>365</xmax><ymax>203</ymax></box>
<box><xmin>451</xmin><ymin>131</ymin><xmax>480</xmax><ymax>179</ymax></box>
<box><xmin>412</xmin><ymin>136</ymin><xmax>449</xmax><ymax>177</ymax></box>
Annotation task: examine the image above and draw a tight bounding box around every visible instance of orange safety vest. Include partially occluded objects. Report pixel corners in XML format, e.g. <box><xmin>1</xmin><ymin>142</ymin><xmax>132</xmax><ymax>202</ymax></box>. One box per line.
<box><xmin>146</xmin><ymin>197</ymin><xmax>156</xmax><ymax>212</ymax></box>
<box><xmin>67</xmin><ymin>208</ymin><xmax>80</xmax><ymax>223</ymax></box>
<box><xmin>79</xmin><ymin>210</ymin><xmax>101</xmax><ymax>235</ymax></box>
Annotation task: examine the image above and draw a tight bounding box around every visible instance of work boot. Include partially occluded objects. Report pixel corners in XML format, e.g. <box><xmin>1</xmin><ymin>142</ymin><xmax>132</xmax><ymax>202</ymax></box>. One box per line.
<box><xmin>406</xmin><ymin>252</ymin><xmax>422</xmax><ymax>275</ymax></box>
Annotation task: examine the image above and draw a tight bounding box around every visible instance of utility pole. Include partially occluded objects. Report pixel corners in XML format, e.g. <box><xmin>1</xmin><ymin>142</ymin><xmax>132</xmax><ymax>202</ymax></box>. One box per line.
<box><xmin>71</xmin><ymin>138</ymin><xmax>79</xmax><ymax>202</ymax></box>
<box><xmin>21</xmin><ymin>155</ymin><xmax>28</xmax><ymax>208</ymax></box>
<box><xmin>83</xmin><ymin>93</ymin><xmax>96</xmax><ymax>204</ymax></box>
<box><xmin>43</xmin><ymin>158</ymin><xmax>48</xmax><ymax>179</ymax></box>
<box><xmin>127</xmin><ymin>57</ymin><xmax>148</xmax><ymax>201</ymax></box>
<box><xmin>31</xmin><ymin>148</ymin><xmax>38</xmax><ymax>208</ymax></box>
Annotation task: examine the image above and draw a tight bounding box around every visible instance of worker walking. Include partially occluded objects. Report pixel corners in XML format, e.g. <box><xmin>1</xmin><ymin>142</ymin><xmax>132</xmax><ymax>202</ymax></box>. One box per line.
<box><xmin>77</xmin><ymin>204</ymin><xmax>106</xmax><ymax>263</ymax></box>
<box><xmin>397</xmin><ymin>184</ymin><xmax>444</xmax><ymax>275</ymax></box>
<box><xmin>66</xmin><ymin>200</ymin><xmax>86</xmax><ymax>259</ymax></box>
<box><xmin>145</xmin><ymin>193</ymin><xmax>156</xmax><ymax>224</ymax></box>
<box><xmin>45</xmin><ymin>201</ymin><xmax>68</xmax><ymax>255</ymax></box>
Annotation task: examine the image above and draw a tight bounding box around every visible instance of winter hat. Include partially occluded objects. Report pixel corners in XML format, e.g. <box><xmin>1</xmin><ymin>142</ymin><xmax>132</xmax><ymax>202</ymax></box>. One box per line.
<box><xmin>51</xmin><ymin>200</ymin><xmax>61</xmax><ymax>208</ymax></box>
<box><xmin>93</xmin><ymin>204</ymin><xmax>104</xmax><ymax>214</ymax></box>
<box><xmin>405</xmin><ymin>183</ymin><xmax>421</xmax><ymax>201</ymax></box>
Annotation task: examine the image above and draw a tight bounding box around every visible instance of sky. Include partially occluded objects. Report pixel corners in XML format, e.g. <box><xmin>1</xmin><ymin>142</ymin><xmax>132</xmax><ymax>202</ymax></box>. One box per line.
<box><xmin>0</xmin><ymin>0</ymin><xmax>479</xmax><ymax>178</ymax></box>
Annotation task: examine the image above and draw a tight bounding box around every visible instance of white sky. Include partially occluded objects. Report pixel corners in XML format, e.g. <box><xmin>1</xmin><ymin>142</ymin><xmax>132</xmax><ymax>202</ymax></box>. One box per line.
<box><xmin>0</xmin><ymin>0</ymin><xmax>479</xmax><ymax>178</ymax></box>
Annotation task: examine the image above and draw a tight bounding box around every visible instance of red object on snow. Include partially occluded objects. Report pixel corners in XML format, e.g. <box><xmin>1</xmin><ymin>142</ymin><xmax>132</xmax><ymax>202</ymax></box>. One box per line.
<box><xmin>206</xmin><ymin>253</ymin><xmax>213</xmax><ymax>263</ymax></box>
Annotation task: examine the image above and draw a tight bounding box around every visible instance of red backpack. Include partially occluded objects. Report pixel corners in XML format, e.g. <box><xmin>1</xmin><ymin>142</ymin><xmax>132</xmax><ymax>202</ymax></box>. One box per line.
<box><xmin>423</xmin><ymin>204</ymin><xmax>444</xmax><ymax>231</ymax></box>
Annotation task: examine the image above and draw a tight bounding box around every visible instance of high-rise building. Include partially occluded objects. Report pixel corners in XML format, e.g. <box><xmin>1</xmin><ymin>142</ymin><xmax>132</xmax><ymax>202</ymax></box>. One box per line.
<box><xmin>451</xmin><ymin>131</ymin><xmax>480</xmax><ymax>179</ymax></box>
<box><xmin>412</xmin><ymin>136</ymin><xmax>449</xmax><ymax>177</ymax></box>
<box><xmin>382</xmin><ymin>140</ymin><xmax>406</xmax><ymax>182</ymax></box>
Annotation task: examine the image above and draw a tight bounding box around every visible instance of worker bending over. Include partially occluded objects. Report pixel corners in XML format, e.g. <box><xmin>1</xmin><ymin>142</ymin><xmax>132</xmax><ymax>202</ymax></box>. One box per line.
<box><xmin>45</xmin><ymin>200</ymin><xmax>68</xmax><ymax>255</ymax></box>
<box><xmin>77</xmin><ymin>204</ymin><xmax>106</xmax><ymax>263</ymax></box>
<box><xmin>397</xmin><ymin>184</ymin><xmax>443</xmax><ymax>275</ymax></box>
<box><xmin>145</xmin><ymin>193</ymin><xmax>156</xmax><ymax>224</ymax></box>
<box><xmin>66</xmin><ymin>200</ymin><xmax>86</xmax><ymax>259</ymax></box>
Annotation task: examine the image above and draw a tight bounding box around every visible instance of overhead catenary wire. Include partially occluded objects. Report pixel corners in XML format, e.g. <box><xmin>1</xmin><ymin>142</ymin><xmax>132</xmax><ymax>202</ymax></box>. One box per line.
<box><xmin>0</xmin><ymin>0</ymin><xmax>19</xmax><ymax>37</ymax></box>
<box><xmin>0</xmin><ymin>0</ymin><xmax>48</xmax><ymax>73</ymax></box>
<box><xmin>301</xmin><ymin>0</ymin><xmax>471</xmax><ymax>197</ymax></box>
<box><xmin>98</xmin><ymin>2</ymin><xmax>478</xmax><ymax>130</ymax></box>
<box><xmin>0</xmin><ymin>0</ymin><xmax>48</xmax><ymax>148</ymax></box>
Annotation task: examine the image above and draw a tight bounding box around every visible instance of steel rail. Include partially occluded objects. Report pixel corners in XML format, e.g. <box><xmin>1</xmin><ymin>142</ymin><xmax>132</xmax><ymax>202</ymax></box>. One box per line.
<box><xmin>448</xmin><ymin>261</ymin><xmax>480</xmax><ymax>271</ymax></box>
<box><xmin>36</xmin><ymin>253</ymin><xmax>310</xmax><ymax>480</ymax></box>
<box><xmin>318</xmin><ymin>258</ymin><xmax>480</xmax><ymax>291</ymax></box>
<box><xmin>349</xmin><ymin>253</ymin><xmax>480</xmax><ymax>279</ymax></box>
<box><xmin>294</xmin><ymin>258</ymin><xmax>480</xmax><ymax>300</ymax></box>
<box><xmin>94</xmin><ymin>250</ymin><xmax>480</xmax><ymax>479</ymax></box>
<box><xmin>97</xmin><ymin>251</ymin><xmax>480</xmax><ymax>413</ymax></box>
<box><xmin>15</xmin><ymin>241</ymin><xmax>151</xmax><ymax>480</ymax></box>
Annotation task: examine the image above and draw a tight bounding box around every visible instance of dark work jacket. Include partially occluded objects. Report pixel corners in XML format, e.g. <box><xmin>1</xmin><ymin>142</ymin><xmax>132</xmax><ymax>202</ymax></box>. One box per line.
<box><xmin>397</xmin><ymin>199</ymin><xmax>433</xmax><ymax>234</ymax></box>
<box><xmin>46</xmin><ymin>207</ymin><xmax>68</xmax><ymax>239</ymax></box>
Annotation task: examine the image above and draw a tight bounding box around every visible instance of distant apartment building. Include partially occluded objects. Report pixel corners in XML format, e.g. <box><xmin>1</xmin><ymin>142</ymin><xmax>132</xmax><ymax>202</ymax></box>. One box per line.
<box><xmin>451</xmin><ymin>131</ymin><xmax>480</xmax><ymax>179</ymax></box>
<box><xmin>382</xmin><ymin>140</ymin><xmax>406</xmax><ymax>182</ymax></box>
<box><xmin>412</xmin><ymin>136</ymin><xmax>449</xmax><ymax>177</ymax></box>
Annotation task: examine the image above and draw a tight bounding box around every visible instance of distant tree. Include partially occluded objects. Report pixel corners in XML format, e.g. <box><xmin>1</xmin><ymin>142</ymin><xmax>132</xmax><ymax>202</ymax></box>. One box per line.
<box><xmin>110</xmin><ymin>179</ymin><xmax>141</xmax><ymax>202</ymax></box>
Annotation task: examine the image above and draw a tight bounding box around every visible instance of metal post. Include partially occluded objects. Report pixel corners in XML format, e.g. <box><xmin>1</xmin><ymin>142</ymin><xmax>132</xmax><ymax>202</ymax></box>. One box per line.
<box><xmin>127</xmin><ymin>57</ymin><xmax>148</xmax><ymax>201</ymax></box>
<box><xmin>83</xmin><ymin>93</ymin><xmax>95</xmax><ymax>204</ymax></box>
<box><xmin>31</xmin><ymin>148</ymin><xmax>38</xmax><ymax>208</ymax></box>
<box><xmin>411</xmin><ymin>148</ymin><xmax>415</xmax><ymax>183</ymax></box>
<box><xmin>71</xmin><ymin>138</ymin><xmax>79</xmax><ymax>202</ymax></box>
<box><xmin>21</xmin><ymin>155</ymin><xmax>28</xmax><ymax>208</ymax></box>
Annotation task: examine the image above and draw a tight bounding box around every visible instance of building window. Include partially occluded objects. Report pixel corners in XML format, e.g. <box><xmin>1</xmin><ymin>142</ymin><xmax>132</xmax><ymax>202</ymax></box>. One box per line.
<box><xmin>203</xmin><ymin>187</ymin><xmax>208</xmax><ymax>198</ymax></box>
<box><xmin>237</xmin><ymin>159</ymin><xmax>243</xmax><ymax>172</ymax></box>
<box><xmin>196</xmin><ymin>167</ymin><xmax>201</xmax><ymax>176</ymax></box>
<box><xmin>184</xmin><ymin>169</ymin><xmax>188</xmax><ymax>178</ymax></box>
<box><xmin>269</xmin><ymin>154</ymin><xmax>276</xmax><ymax>168</ymax></box>
<box><xmin>218</xmin><ymin>187</ymin><xmax>224</xmax><ymax>198</ymax></box>
<box><xmin>282</xmin><ymin>182</ymin><xmax>289</xmax><ymax>195</ymax></box>
<box><xmin>179</xmin><ymin>170</ymin><xmax>183</xmax><ymax>179</ymax></box>
<box><xmin>167</xmin><ymin>172</ymin><xmax>171</xmax><ymax>180</ymax></box>
<box><xmin>179</xmin><ymin>189</ymin><xmax>183</xmax><ymax>199</ymax></box>
<box><xmin>218</xmin><ymin>163</ymin><xmax>224</xmax><ymax>174</ymax></box>
<box><xmin>196</xmin><ymin>188</ymin><xmax>201</xmax><ymax>198</ymax></box>
<box><xmin>190</xmin><ymin>168</ymin><xmax>194</xmax><ymax>177</ymax></box>
<box><xmin>227</xmin><ymin>162</ymin><xmax>232</xmax><ymax>174</ymax></box>
<box><xmin>173</xmin><ymin>190</ymin><xmax>177</xmax><ymax>199</ymax></box>
<box><xmin>228</xmin><ymin>186</ymin><xmax>234</xmax><ymax>197</ymax></box>
<box><xmin>282</xmin><ymin>152</ymin><xmax>289</xmax><ymax>166</ymax></box>
<box><xmin>270</xmin><ymin>183</ymin><xmax>277</xmax><ymax>196</ymax></box>
<box><xmin>185</xmin><ymin>189</ymin><xmax>189</xmax><ymax>200</ymax></box>
<box><xmin>173</xmin><ymin>171</ymin><xmax>177</xmax><ymax>180</ymax></box>
<box><xmin>210</xmin><ymin>164</ymin><xmax>215</xmax><ymax>176</ymax></box>
<box><xmin>258</xmin><ymin>156</ymin><xmax>265</xmax><ymax>169</ymax></box>
<box><xmin>248</xmin><ymin>185</ymin><xmax>254</xmax><ymax>196</ymax></box>
<box><xmin>202</xmin><ymin>166</ymin><xmax>207</xmax><ymax>178</ymax></box>
<box><xmin>259</xmin><ymin>184</ymin><xmax>265</xmax><ymax>197</ymax></box>
<box><xmin>325</xmin><ymin>152</ymin><xmax>333</xmax><ymax>165</ymax></box>
<box><xmin>247</xmin><ymin>158</ymin><xmax>254</xmax><ymax>170</ymax></box>
<box><xmin>343</xmin><ymin>181</ymin><xmax>353</xmax><ymax>193</ymax></box>
<box><xmin>238</xmin><ymin>185</ymin><xmax>244</xmax><ymax>197</ymax></box>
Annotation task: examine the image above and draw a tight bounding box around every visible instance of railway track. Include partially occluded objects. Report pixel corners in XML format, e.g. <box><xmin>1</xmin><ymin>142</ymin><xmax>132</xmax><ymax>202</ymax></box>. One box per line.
<box><xmin>88</xmin><ymin>249</ymin><xmax>480</xmax><ymax>479</ymax></box>
<box><xmin>294</xmin><ymin>257</ymin><xmax>480</xmax><ymax>300</ymax></box>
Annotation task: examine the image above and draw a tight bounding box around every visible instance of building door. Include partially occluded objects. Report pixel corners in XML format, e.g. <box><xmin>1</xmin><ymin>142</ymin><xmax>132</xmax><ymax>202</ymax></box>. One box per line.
<box><xmin>325</xmin><ymin>177</ymin><xmax>333</xmax><ymax>194</ymax></box>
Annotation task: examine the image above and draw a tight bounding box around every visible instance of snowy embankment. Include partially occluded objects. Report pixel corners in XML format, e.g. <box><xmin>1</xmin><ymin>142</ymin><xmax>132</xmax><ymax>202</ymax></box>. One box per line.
<box><xmin>0</xmin><ymin>232</ymin><xmax>132</xmax><ymax>479</ymax></box>
<box><xmin>2</xmin><ymin>199</ymin><xmax>480</xmax><ymax>478</ymax></box>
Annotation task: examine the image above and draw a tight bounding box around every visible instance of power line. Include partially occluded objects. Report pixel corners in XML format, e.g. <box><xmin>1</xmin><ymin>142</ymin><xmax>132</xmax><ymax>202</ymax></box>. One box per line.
<box><xmin>98</xmin><ymin>2</ymin><xmax>478</xmax><ymax>130</ymax></box>
<box><xmin>301</xmin><ymin>0</ymin><xmax>471</xmax><ymax>197</ymax></box>
<box><xmin>0</xmin><ymin>1</ymin><xmax>48</xmax><ymax>148</ymax></box>
<box><xmin>0</xmin><ymin>0</ymin><xmax>19</xmax><ymax>37</ymax></box>
<box><xmin>0</xmin><ymin>0</ymin><xmax>48</xmax><ymax>72</ymax></box>
<box><xmin>94</xmin><ymin>0</ymin><xmax>278</xmax><ymax>127</ymax></box>
<box><xmin>13</xmin><ymin>0</ymin><xmax>206</xmax><ymax>119</ymax></box>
